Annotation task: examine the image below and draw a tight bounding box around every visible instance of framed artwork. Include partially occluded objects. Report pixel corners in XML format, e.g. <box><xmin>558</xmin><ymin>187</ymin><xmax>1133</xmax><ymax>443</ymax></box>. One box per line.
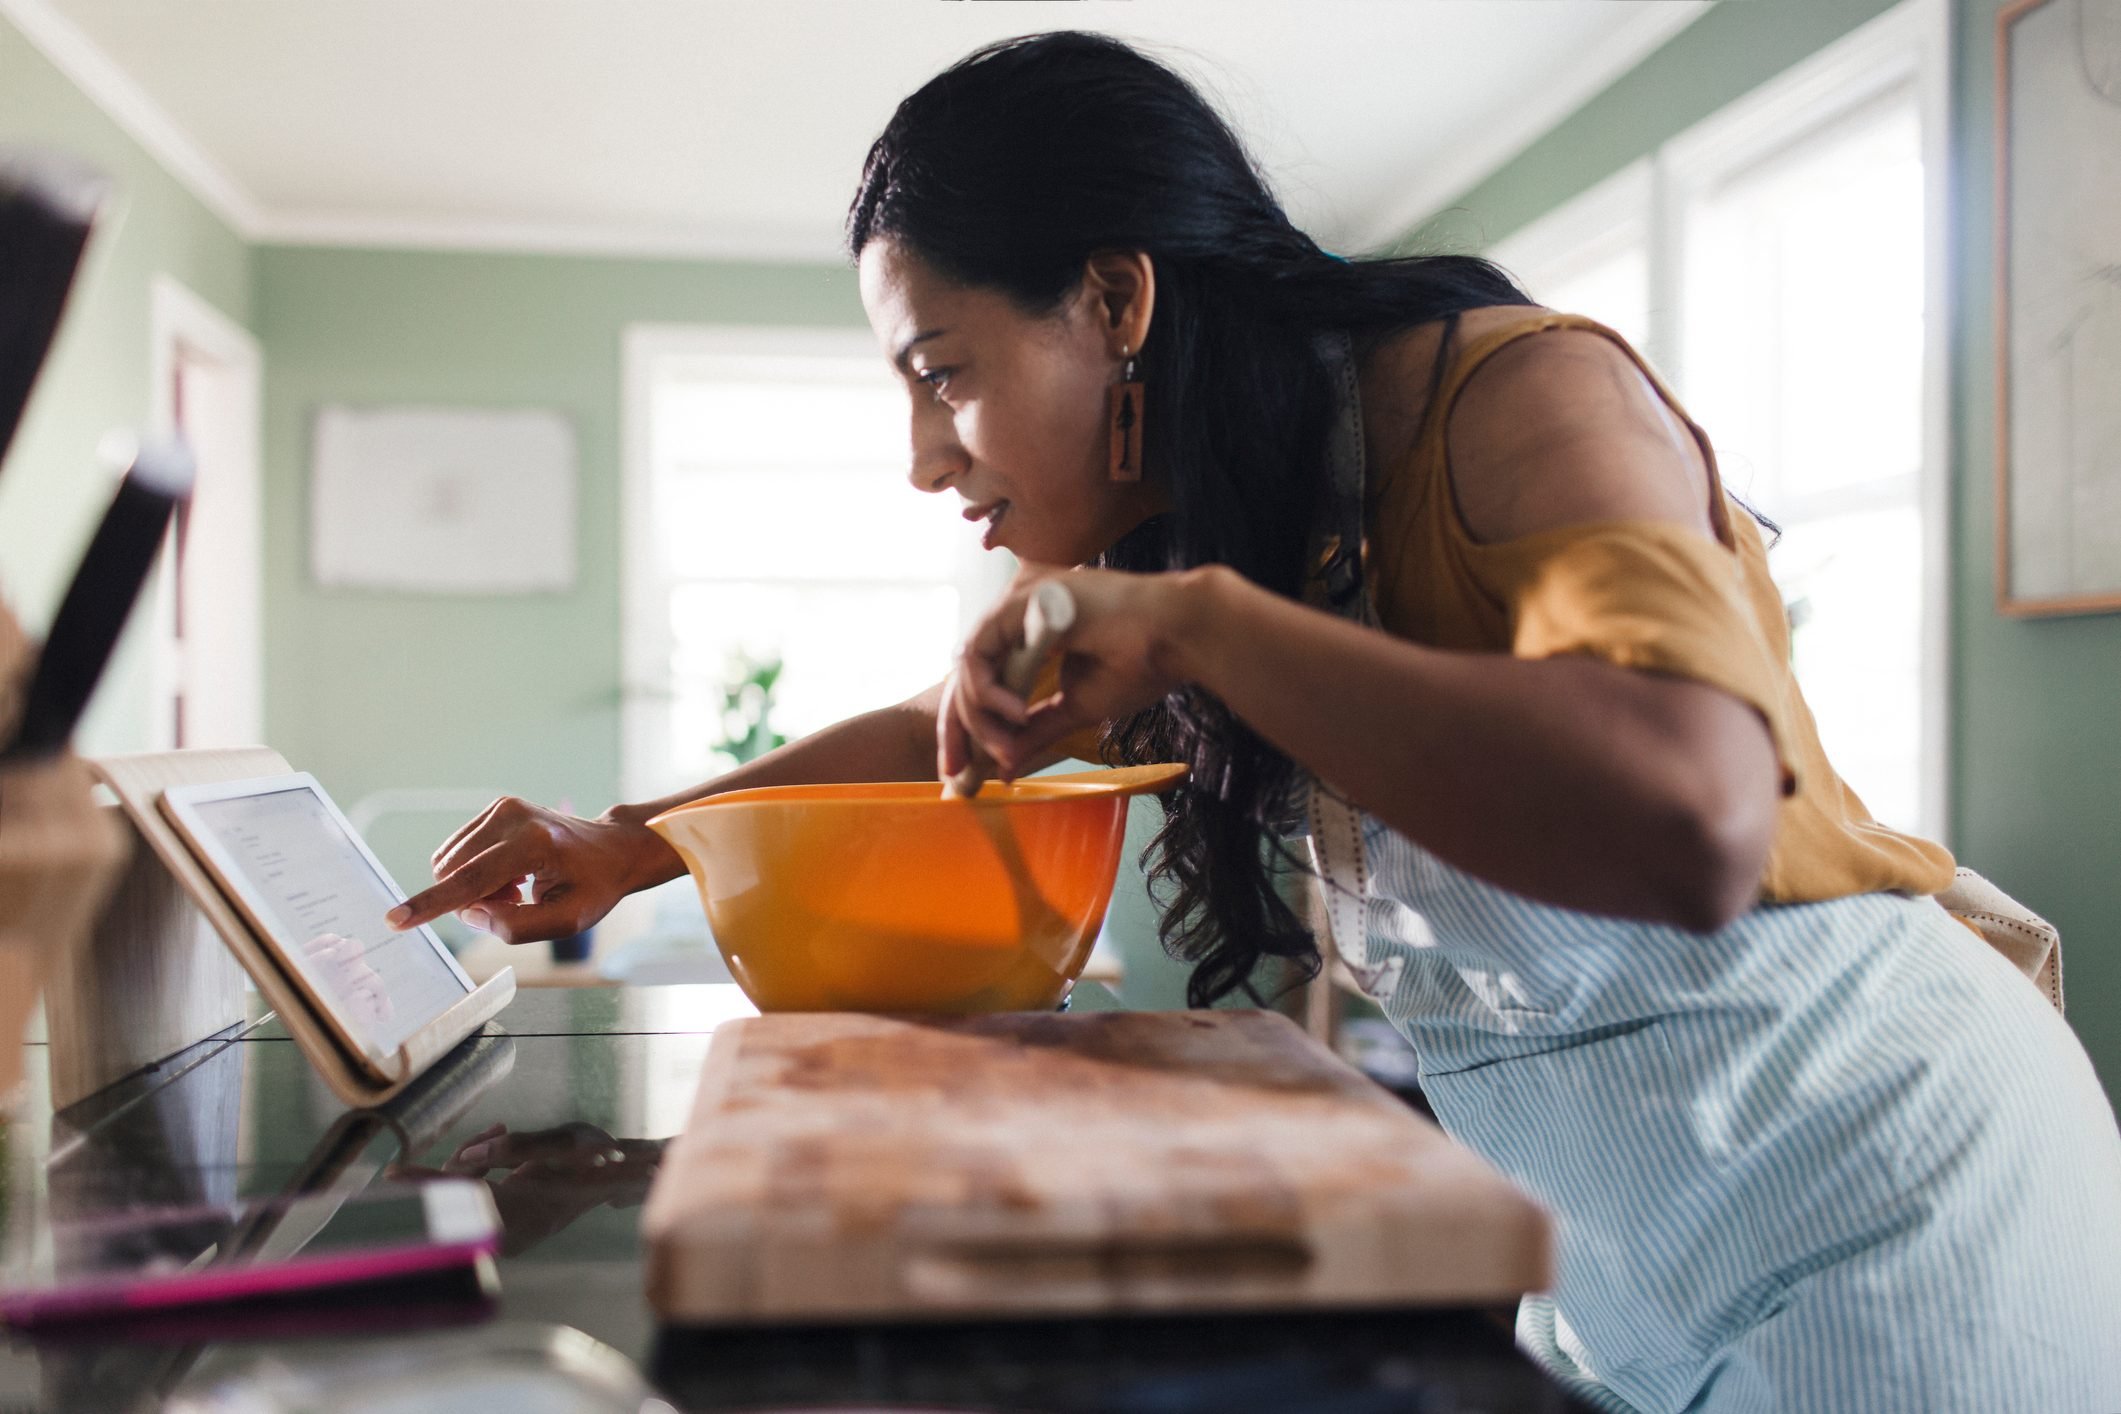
<box><xmin>1996</xmin><ymin>0</ymin><xmax>2121</xmax><ymax>615</ymax></box>
<box><xmin>310</xmin><ymin>405</ymin><xmax>577</xmax><ymax>594</ymax></box>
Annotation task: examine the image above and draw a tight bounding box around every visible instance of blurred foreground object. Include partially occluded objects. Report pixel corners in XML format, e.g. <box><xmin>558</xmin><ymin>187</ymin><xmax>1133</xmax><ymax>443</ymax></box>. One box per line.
<box><xmin>166</xmin><ymin>1321</ymin><xmax>672</xmax><ymax>1414</ymax></box>
<box><xmin>0</xmin><ymin>751</ymin><xmax>125</xmax><ymax>1109</ymax></box>
<box><xmin>0</xmin><ymin>151</ymin><xmax>129</xmax><ymax>1109</ymax></box>
<box><xmin>2</xmin><ymin>447</ymin><xmax>194</xmax><ymax>1109</ymax></box>
<box><xmin>0</xmin><ymin>148</ymin><xmax>106</xmax><ymax>471</ymax></box>
<box><xmin>4</xmin><ymin>440</ymin><xmax>193</xmax><ymax>763</ymax></box>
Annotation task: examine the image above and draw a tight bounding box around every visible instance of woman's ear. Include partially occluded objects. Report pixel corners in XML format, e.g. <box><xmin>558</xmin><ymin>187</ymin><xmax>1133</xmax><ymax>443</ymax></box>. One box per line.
<box><xmin>1082</xmin><ymin>250</ymin><xmax>1155</xmax><ymax>356</ymax></box>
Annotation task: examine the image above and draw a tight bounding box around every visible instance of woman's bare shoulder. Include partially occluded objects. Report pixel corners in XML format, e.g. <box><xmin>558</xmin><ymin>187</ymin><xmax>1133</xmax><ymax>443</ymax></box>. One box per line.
<box><xmin>1447</xmin><ymin>322</ymin><xmax>1716</xmax><ymax>544</ymax></box>
<box><xmin>1356</xmin><ymin>305</ymin><xmax>1547</xmax><ymax>399</ymax></box>
<box><xmin>1354</xmin><ymin>306</ymin><xmax>1551</xmax><ymax>472</ymax></box>
<box><xmin>1356</xmin><ymin>307</ymin><xmax>1715</xmax><ymax>545</ymax></box>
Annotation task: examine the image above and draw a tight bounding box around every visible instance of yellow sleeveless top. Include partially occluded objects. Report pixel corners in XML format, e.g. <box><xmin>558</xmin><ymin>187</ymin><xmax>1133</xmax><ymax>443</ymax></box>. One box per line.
<box><xmin>1362</xmin><ymin>310</ymin><xmax>1952</xmax><ymax>901</ymax></box>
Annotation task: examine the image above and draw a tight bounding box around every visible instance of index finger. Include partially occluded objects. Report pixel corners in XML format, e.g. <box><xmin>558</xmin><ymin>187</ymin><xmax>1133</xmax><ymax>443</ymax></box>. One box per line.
<box><xmin>389</xmin><ymin>837</ymin><xmax>546</xmax><ymax>931</ymax></box>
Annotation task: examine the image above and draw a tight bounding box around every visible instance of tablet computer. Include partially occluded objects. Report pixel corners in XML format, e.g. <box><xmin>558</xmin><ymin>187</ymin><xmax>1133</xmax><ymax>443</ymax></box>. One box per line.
<box><xmin>160</xmin><ymin>772</ymin><xmax>476</xmax><ymax>1083</ymax></box>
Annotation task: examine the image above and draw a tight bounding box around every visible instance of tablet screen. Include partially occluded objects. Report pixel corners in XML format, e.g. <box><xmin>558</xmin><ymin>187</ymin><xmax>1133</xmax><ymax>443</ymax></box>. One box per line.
<box><xmin>182</xmin><ymin>786</ymin><xmax>469</xmax><ymax>1056</ymax></box>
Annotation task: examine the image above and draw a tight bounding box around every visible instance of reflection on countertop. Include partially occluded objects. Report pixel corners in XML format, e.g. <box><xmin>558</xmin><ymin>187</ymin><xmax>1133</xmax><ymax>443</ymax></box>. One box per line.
<box><xmin>4</xmin><ymin>980</ymin><xmax>1589</xmax><ymax>1413</ymax></box>
<box><xmin>6</xmin><ymin>986</ymin><xmax>747</xmax><ymax>1413</ymax></box>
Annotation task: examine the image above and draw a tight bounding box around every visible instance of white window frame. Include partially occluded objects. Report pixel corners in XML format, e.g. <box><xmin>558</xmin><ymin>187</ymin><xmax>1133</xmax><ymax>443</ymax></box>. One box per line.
<box><xmin>1662</xmin><ymin>0</ymin><xmax>1951</xmax><ymax>843</ymax></box>
<box><xmin>1489</xmin><ymin>158</ymin><xmax>1659</xmax><ymax>365</ymax></box>
<box><xmin>619</xmin><ymin>323</ymin><xmax>1006</xmax><ymax>805</ymax></box>
<box><xmin>1482</xmin><ymin>0</ymin><xmax>1950</xmax><ymax>842</ymax></box>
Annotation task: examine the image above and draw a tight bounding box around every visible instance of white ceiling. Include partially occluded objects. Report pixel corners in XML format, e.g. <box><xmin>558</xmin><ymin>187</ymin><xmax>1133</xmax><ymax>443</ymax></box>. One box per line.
<box><xmin>5</xmin><ymin>0</ymin><xmax>1711</xmax><ymax>262</ymax></box>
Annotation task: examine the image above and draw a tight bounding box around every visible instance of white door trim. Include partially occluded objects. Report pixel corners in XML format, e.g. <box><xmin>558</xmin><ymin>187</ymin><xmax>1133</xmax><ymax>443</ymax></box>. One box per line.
<box><xmin>148</xmin><ymin>275</ymin><xmax>263</xmax><ymax>749</ymax></box>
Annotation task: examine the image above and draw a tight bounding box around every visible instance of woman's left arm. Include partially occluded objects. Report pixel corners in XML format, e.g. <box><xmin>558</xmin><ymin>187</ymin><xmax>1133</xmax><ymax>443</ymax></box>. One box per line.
<box><xmin>1182</xmin><ymin>572</ymin><xmax>1777</xmax><ymax>931</ymax></box>
<box><xmin>950</xmin><ymin>331</ymin><xmax>1783</xmax><ymax>932</ymax></box>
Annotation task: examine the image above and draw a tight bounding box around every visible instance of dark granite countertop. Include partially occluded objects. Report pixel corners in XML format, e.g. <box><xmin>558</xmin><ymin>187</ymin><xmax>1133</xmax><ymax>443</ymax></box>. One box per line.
<box><xmin>4</xmin><ymin>983</ymin><xmax>1589</xmax><ymax>1413</ymax></box>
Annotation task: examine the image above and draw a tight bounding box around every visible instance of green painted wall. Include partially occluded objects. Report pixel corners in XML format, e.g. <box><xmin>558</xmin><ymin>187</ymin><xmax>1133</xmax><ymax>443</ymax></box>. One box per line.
<box><xmin>1399</xmin><ymin>1</ymin><xmax>1902</xmax><ymax>256</ymax></box>
<box><xmin>251</xmin><ymin>246</ymin><xmax>862</xmax><ymax>868</ymax></box>
<box><xmin>0</xmin><ymin>14</ymin><xmax>252</xmax><ymax>753</ymax></box>
<box><xmin>1947</xmin><ymin>0</ymin><xmax>2121</xmax><ymax>1100</ymax></box>
<box><xmin>1399</xmin><ymin>0</ymin><xmax>2121</xmax><ymax>1100</ymax></box>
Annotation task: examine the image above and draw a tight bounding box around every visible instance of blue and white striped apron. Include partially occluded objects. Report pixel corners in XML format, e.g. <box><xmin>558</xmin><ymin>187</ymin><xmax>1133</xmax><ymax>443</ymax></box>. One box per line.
<box><xmin>1348</xmin><ymin>821</ymin><xmax>2121</xmax><ymax>1412</ymax></box>
<box><xmin>1297</xmin><ymin>329</ymin><xmax>2121</xmax><ymax>1412</ymax></box>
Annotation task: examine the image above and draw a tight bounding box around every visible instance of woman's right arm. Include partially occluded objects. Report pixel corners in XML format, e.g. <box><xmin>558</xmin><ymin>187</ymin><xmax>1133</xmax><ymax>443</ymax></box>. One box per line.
<box><xmin>386</xmin><ymin>680</ymin><xmax>949</xmax><ymax>942</ymax></box>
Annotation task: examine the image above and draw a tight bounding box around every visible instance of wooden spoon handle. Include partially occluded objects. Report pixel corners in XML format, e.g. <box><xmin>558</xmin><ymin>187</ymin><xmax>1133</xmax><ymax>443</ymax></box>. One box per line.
<box><xmin>999</xmin><ymin>580</ymin><xmax>1077</xmax><ymax>696</ymax></box>
<box><xmin>945</xmin><ymin>581</ymin><xmax>1078</xmax><ymax>798</ymax></box>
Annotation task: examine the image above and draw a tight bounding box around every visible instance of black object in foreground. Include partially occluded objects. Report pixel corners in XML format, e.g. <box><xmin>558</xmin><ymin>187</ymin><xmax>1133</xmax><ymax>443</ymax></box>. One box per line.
<box><xmin>0</xmin><ymin>149</ymin><xmax>107</xmax><ymax>471</ymax></box>
<box><xmin>653</xmin><ymin>1307</ymin><xmax>1596</xmax><ymax>1413</ymax></box>
<box><xmin>3</xmin><ymin>441</ymin><xmax>194</xmax><ymax>761</ymax></box>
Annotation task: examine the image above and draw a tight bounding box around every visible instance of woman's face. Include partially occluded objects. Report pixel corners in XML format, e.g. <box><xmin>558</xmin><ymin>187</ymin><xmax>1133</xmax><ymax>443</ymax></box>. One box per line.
<box><xmin>858</xmin><ymin>238</ymin><xmax>1164</xmax><ymax>566</ymax></box>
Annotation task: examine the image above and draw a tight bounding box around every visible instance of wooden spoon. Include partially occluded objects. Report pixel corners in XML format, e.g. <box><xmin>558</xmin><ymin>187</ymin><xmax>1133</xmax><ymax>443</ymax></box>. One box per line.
<box><xmin>944</xmin><ymin>580</ymin><xmax>1076</xmax><ymax>799</ymax></box>
<box><xmin>942</xmin><ymin>581</ymin><xmax>1077</xmax><ymax>950</ymax></box>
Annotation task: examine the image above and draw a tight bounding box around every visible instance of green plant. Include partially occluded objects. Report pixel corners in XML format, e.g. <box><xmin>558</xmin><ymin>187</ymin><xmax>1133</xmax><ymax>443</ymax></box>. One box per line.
<box><xmin>715</xmin><ymin>652</ymin><xmax>788</xmax><ymax>765</ymax></box>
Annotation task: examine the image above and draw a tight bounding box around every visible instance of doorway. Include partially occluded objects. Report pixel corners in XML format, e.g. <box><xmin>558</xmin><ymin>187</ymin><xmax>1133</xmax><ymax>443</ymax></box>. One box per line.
<box><xmin>148</xmin><ymin>276</ymin><xmax>262</xmax><ymax>750</ymax></box>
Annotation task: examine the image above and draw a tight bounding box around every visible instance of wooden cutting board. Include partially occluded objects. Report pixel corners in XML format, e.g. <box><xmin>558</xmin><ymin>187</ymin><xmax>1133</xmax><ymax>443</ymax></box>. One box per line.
<box><xmin>643</xmin><ymin>1010</ymin><xmax>1551</xmax><ymax>1324</ymax></box>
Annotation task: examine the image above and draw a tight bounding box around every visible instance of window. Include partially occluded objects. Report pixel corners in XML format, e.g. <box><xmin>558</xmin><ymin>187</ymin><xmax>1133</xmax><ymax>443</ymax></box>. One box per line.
<box><xmin>1490</xmin><ymin>160</ymin><xmax>1654</xmax><ymax>358</ymax></box>
<box><xmin>1678</xmin><ymin>87</ymin><xmax>1931</xmax><ymax>832</ymax></box>
<box><xmin>1483</xmin><ymin>0</ymin><xmax>1949</xmax><ymax>839</ymax></box>
<box><xmin>621</xmin><ymin>327</ymin><xmax>1007</xmax><ymax>802</ymax></box>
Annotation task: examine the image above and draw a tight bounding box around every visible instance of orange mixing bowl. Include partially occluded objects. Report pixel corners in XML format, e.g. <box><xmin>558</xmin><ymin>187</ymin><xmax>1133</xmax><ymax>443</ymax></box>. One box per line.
<box><xmin>647</xmin><ymin>764</ymin><xmax>1186</xmax><ymax>1014</ymax></box>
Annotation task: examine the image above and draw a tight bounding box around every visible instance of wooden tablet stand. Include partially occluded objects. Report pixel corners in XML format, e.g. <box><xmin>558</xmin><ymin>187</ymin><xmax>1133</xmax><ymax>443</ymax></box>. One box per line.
<box><xmin>87</xmin><ymin>748</ymin><xmax>514</xmax><ymax>1110</ymax></box>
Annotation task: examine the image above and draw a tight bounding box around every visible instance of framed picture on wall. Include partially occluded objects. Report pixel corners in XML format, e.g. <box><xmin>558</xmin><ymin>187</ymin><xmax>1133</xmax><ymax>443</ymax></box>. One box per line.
<box><xmin>1996</xmin><ymin>0</ymin><xmax>2121</xmax><ymax>616</ymax></box>
<box><xmin>309</xmin><ymin>405</ymin><xmax>578</xmax><ymax>594</ymax></box>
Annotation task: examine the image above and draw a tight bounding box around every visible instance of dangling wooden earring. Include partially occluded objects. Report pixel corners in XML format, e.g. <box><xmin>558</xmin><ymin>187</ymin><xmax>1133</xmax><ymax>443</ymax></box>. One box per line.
<box><xmin>1107</xmin><ymin>353</ymin><xmax>1144</xmax><ymax>482</ymax></box>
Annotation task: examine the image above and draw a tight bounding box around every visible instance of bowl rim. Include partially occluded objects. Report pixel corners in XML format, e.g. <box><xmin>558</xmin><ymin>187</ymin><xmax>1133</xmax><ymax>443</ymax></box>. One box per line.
<box><xmin>645</xmin><ymin>762</ymin><xmax>1187</xmax><ymax>826</ymax></box>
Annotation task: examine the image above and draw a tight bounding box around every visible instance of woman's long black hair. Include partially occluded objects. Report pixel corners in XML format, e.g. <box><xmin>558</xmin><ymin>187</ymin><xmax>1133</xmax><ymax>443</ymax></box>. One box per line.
<box><xmin>848</xmin><ymin>32</ymin><xmax>1532</xmax><ymax>1007</ymax></box>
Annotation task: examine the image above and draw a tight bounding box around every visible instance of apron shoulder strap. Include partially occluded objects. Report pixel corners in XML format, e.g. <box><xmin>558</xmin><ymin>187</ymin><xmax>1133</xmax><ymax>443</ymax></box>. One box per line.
<box><xmin>1301</xmin><ymin>330</ymin><xmax>1389</xmax><ymax>1015</ymax></box>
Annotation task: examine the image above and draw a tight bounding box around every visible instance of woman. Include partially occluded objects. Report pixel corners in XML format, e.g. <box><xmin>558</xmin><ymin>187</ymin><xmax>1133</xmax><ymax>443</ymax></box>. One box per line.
<box><xmin>392</xmin><ymin>33</ymin><xmax>2121</xmax><ymax>1411</ymax></box>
